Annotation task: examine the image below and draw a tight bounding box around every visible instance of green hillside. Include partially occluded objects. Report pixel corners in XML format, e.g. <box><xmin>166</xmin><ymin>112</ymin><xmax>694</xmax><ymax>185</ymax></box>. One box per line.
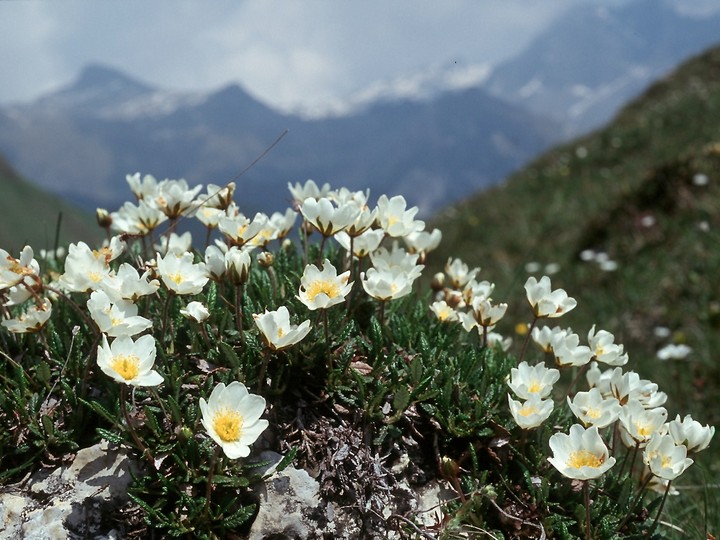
<box><xmin>431</xmin><ymin>45</ymin><xmax>720</xmax><ymax>532</ymax></box>
<box><xmin>0</xmin><ymin>155</ymin><xmax>100</xmax><ymax>253</ymax></box>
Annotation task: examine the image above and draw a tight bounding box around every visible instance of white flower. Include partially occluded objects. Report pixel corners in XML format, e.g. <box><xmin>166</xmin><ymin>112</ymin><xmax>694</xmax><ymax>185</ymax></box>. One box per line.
<box><xmin>444</xmin><ymin>258</ymin><xmax>479</xmax><ymax>289</ymax></box>
<box><xmin>369</xmin><ymin>245</ymin><xmax>424</xmax><ymax>280</ymax></box>
<box><xmin>469</xmin><ymin>297</ymin><xmax>508</xmax><ymax>327</ymax></box>
<box><xmin>403</xmin><ymin>229</ymin><xmax>442</xmax><ymax>256</ymax></box>
<box><xmin>507</xmin><ymin>361</ymin><xmax>560</xmax><ymax>400</ymax></box>
<box><xmin>508</xmin><ymin>394</ymin><xmax>554</xmax><ymax>429</ymax></box>
<box><xmin>155</xmin><ymin>232</ymin><xmax>193</xmax><ymax>256</ymax></box>
<box><xmin>610</xmin><ymin>369</ymin><xmax>667</xmax><ymax>408</ymax></box>
<box><xmin>531</xmin><ymin>325</ymin><xmax>566</xmax><ymax>354</ymax></box>
<box><xmin>126</xmin><ymin>172</ymin><xmax>159</xmax><ymax>200</ymax></box>
<box><xmin>361</xmin><ymin>267</ymin><xmax>416</xmax><ymax>301</ymax></box>
<box><xmin>551</xmin><ymin>329</ymin><xmax>593</xmax><ymax>367</ymax></box>
<box><xmin>180</xmin><ymin>301</ymin><xmax>210</xmax><ymax>323</ymax></box>
<box><xmin>288</xmin><ymin>179</ymin><xmax>332</xmax><ymax>206</ymax></box>
<box><xmin>100</xmin><ymin>263</ymin><xmax>159</xmax><ymax>302</ymax></box>
<box><xmin>156</xmin><ymin>252</ymin><xmax>209</xmax><ymax>295</ymax></box>
<box><xmin>619</xmin><ymin>399</ymin><xmax>668</xmax><ymax>447</ymax></box>
<box><xmin>196</xmin><ymin>206</ymin><xmax>225</xmax><ymax>229</ymax></box>
<box><xmin>298</xmin><ymin>260</ymin><xmax>352</xmax><ymax>311</ymax></box>
<box><xmin>430</xmin><ymin>300</ymin><xmax>458</xmax><ymax>322</ymax></box>
<box><xmin>567</xmin><ymin>388</ymin><xmax>622</xmax><ymax>429</ymax></box>
<box><xmin>0</xmin><ymin>246</ymin><xmax>39</xmax><ymax>291</ymax></box>
<box><xmin>376</xmin><ymin>194</ymin><xmax>424</xmax><ymax>237</ymax></box>
<box><xmin>335</xmin><ymin>229</ymin><xmax>385</xmax><ymax>259</ymax></box>
<box><xmin>656</xmin><ymin>343</ymin><xmax>692</xmax><ymax>361</ymax></box>
<box><xmin>111</xmin><ymin>200</ymin><xmax>167</xmax><ymax>235</ymax></box>
<box><xmin>225</xmin><ymin>246</ymin><xmax>253</xmax><ymax>285</ymax></box>
<box><xmin>267</xmin><ymin>208</ymin><xmax>298</xmax><ymax>240</ymax></box>
<box><xmin>524</xmin><ymin>275</ymin><xmax>577</xmax><ymax>318</ymax></box>
<box><xmin>548</xmin><ymin>424</ymin><xmax>616</xmax><ymax>480</ymax></box>
<box><xmin>666</xmin><ymin>414</ymin><xmax>715</xmax><ymax>453</ymax></box>
<box><xmin>588</xmin><ymin>325</ymin><xmax>628</xmax><ymax>366</ymax></box>
<box><xmin>1</xmin><ymin>299</ymin><xmax>52</xmax><ymax>333</ymax></box>
<box><xmin>487</xmin><ymin>332</ymin><xmax>512</xmax><ymax>352</ymax></box>
<box><xmin>59</xmin><ymin>242</ymin><xmax>112</xmax><ymax>293</ymax></box>
<box><xmin>253</xmin><ymin>306</ymin><xmax>311</xmax><ymax>351</ymax></box>
<box><xmin>154</xmin><ymin>178</ymin><xmax>203</xmax><ymax>219</ymax></box>
<box><xmin>201</xmin><ymin>182</ymin><xmax>235</xmax><ymax>210</ymax></box>
<box><xmin>200</xmin><ymin>381</ymin><xmax>269</xmax><ymax>459</ymax></box>
<box><xmin>87</xmin><ymin>290</ymin><xmax>152</xmax><ymax>337</ymax></box>
<box><xmin>204</xmin><ymin>245</ymin><xmax>227</xmax><ymax>281</ymax></box>
<box><xmin>218</xmin><ymin>209</ymin><xmax>268</xmax><ymax>247</ymax></box>
<box><xmin>643</xmin><ymin>432</ymin><xmax>694</xmax><ymax>481</ymax></box>
<box><xmin>462</xmin><ymin>279</ymin><xmax>495</xmax><ymax>307</ymax></box>
<box><xmin>300</xmin><ymin>197</ymin><xmax>360</xmax><ymax>237</ymax></box>
<box><xmin>96</xmin><ymin>334</ymin><xmax>163</xmax><ymax>387</ymax></box>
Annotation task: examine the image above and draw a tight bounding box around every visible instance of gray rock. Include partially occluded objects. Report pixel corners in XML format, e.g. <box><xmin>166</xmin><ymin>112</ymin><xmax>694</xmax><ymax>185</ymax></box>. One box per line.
<box><xmin>0</xmin><ymin>440</ymin><xmax>139</xmax><ymax>540</ymax></box>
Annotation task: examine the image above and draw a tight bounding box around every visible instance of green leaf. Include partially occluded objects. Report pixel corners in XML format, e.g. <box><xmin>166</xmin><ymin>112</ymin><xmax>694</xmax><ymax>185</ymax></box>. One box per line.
<box><xmin>219</xmin><ymin>341</ymin><xmax>241</xmax><ymax>369</ymax></box>
<box><xmin>41</xmin><ymin>414</ymin><xmax>55</xmax><ymax>438</ymax></box>
<box><xmin>393</xmin><ymin>386</ymin><xmax>410</xmax><ymax>413</ymax></box>
<box><xmin>212</xmin><ymin>474</ymin><xmax>250</xmax><ymax>488</ymax></box>
<box><xmin>80</xmin><ymin>398</ymin><xmax>118</xmax><ymax>425</ymax></box>
<box><xmin>97</xmin><ymin>427</ymin><xmax>125</xmax><ymax>445</ymax></box>
<box><xmin>222</xmin><ymin>503</ymin><xmax>256</xmax><ymax>528</ymax></box>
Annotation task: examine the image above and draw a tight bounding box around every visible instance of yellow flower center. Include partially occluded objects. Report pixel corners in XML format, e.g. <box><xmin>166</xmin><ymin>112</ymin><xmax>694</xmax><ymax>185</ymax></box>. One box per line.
<box><xmin>527</xmin><ymin>380</ymin><xmax>542</xmax><ymax>394</ymax></box>
<box><xmin>661</xmin><ymin>455</ymin><xmax>672</xmax><ymax>468</ymax></box>
<box><xmin>213</xmin><ymin>409</ymin><xmax>244</xmax><ymax>442</ymax></box>
<box><xmin>88</xmin><ymin>271</ymin><xmax>104</xmax><ymax>283</ymax></box>
<box><xmin>635</xmin><ymin>422</ymin><xmax>654</xmax><ymax>438</ymax></box>
<box><xmin>306</xmin><ymin>279</ymin><xmax>340</xmax><ymax>302</ymax></box>
<box><xmin>168</xmin><ymin>273</ymin><xmax>184</xmax><ymax>285</ymax></box>
<box><xmin>277</xmin><ymin>327</ymin><xmax>285</xmax><ymax>338</ymax></box>
<box><xmin>390</xmin><ymin>283</ymin><xmax>399</xmax><ymax>294</ymax></box>
<box><xmin>111</xmin><ymin>354</ymin><xmax>140</xmax><ymax>381</ymax></box>
<box><xmin>518</xmin><ymin>404</ymin><xmax>538</xmax><ymax>417</ymax></box>
<box><xmin>568</xmin><ymin>450</ymin><xmax>604</xmax><ymax>469</ymax></box>
<box><xmin>595</xmin><ymin>345</ymin><xmax>605</xmax><ymax>357</ymax></box>
<box><xmin>586</xmin><ymin>407</ymin><xmax>602</xmax><ymax>420</ymax></box>
<box><xmin>437</xmin><ymin>307</ymin><xmax>452</xmax><ymax>321</ymax></box>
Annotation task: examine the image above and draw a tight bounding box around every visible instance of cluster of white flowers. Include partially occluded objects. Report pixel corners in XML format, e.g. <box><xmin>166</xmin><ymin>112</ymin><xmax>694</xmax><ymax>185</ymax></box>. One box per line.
<box><xmin>502</xmin><ymin>274</ymin><xmax>714</xmax><ymax>489</ymax></box>
<box><xmin>428</xmin><ymin>257</ymin><xmax>511</xmax><ymax>350</ymax></box>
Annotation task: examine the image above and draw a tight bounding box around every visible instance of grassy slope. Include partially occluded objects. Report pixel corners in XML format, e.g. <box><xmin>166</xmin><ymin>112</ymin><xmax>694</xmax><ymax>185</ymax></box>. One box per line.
<box><xmin>431</xmin><ymin>45</ymin><xmax>720</xmax><ymax>533</ymax></box>
<box><xmin>0</xmin><ymin>155</ymin><xmax>101</xmax><ymax>253</ymax></box>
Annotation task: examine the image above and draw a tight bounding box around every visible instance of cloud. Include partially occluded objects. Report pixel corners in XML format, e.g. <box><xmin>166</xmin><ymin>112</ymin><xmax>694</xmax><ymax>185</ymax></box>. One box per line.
<box><xmin>0</xmin><ymin>0</ymin><xmax>575</xmax><ymax>112</ymax></box>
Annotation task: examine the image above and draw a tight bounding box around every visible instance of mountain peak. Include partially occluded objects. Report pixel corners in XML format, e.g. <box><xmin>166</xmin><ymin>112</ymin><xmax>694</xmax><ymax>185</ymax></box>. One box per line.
<box><xmin>72</xmin><ymin>64</ymin><xmax>153</xmax><ymax>94</ymax></box>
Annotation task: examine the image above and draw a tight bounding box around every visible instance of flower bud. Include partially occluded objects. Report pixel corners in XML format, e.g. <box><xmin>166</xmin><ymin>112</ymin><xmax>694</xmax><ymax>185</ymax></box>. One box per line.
<box><xmin>96</xmin><ymin>208</ymin><xmax>112</xmax><ymax>228</ymax></box>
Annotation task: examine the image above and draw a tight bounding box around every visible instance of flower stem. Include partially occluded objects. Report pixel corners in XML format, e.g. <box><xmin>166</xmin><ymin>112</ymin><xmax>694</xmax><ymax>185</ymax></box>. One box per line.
<box><xmin>649</xmin><ymin>479</ymin><xmax>672</xmax><ymax>535</ymax></box>
<box><xmin>518</xmin><ymin>315</ymin><xmax>538</xmax><ymax>363</ymax></box>
<box><xmin>204</xmin><ymin>446</ymin><xmax>222</xmax><ymax>520</ymax></box>
<box><xmin>235</xmin><ymin>283</ymin><xmax>244</xmax><ymax>343</ymax></box>
<box><xmin>584</xmin><ymin>480</ymin><xmax>591</xmax><ymax>540</ymax></box>
<box><xmin>120</xmin><ymin>384</ymin><xmax>153</xmax><ymax>463</ymax></box>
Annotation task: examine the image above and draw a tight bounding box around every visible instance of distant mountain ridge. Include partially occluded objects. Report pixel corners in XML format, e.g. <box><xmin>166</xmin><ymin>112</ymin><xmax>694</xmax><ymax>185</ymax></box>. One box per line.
<box><xmin>0</xmin><ymin>64</ymin><xmax>558</xmax><ymax>217</ymax></box>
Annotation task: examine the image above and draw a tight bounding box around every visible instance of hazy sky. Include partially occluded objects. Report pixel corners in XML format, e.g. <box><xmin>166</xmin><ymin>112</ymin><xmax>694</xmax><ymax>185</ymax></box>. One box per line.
<box><xmin>0</xmin><ymin>0</ymin><xmax>578</xmax><ymax>115</ymax></box>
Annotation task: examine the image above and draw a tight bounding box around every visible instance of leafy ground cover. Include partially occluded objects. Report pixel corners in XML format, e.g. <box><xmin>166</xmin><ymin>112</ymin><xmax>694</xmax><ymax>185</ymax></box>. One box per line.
<box><xmin>0</xmin><ymin>172</ymin><xmax>714</xmax><ymax>539</ymax></box>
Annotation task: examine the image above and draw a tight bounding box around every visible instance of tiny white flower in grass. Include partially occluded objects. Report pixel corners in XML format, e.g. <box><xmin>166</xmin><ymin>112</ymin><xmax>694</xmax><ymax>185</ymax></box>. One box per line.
<box><xmin>462</xmin><ymin>278</ymin><xmax>495</xmax><ymax>307</ymax></box>
<box><xmin>666</xmin><ymin>414</ymin><xmax>715</xmax><ymax>453</ymax></box>
<box><xmin>1</xmin><ymin>299</ymin><xmax>52</xmax><ymax>333</ymax></box>
<box><xmin>156</xmin><ymin>251</ymin><xmax>209</xmax><ymax>295</ymax></box>
<box><xmin>87</xmin><ymin>290</ymin><xmax>152</xmax><ymax>337</ymax></box>
<box><xmin>567</xmin><ymin>388</ymin><xmax>622</xmax><ymax>429</ymax></box>
<box><xmin>335</xmin><ymin>229</ymin><xmax>385</xmax><ymax>259</ymax></box>
<box><xmin>458</xmin><ymin>311</ymin><xmax>480</xmax><ymax>333</ymax></box>
<box><xmin>361</xmin><ymin>267</ymin><xmax>416</xmax><ymax>301</ymax></box>
<box><xmin>300</xmin><ymin>197</ymin><xmax>360</xmax><ymax>237</ymax></box>
<box><xmin>180</xmin><ymin>301</ymin><xmax>210</xmax><ymax>323</ymax></box>
<box><xmin>96</xmin><ymin>334</ymin><xmax>163</xmax><ymax>387</ymax></box>
<box><xmin>587</xmin><ymin>325</ymin><xmax>628</xmax><ymax>366</ymax></box>
<box><xmin>253</xmin><ymin>306</ymin><xmax>311</xmax><ymax>351</ymax></box>
<box><xmin>619</xmin><ymin>399</ymin><xmax>668</xmax><ymax>447</ymax></box>
<box><xmin>524</xmin><ymin>275</ymin><xmax>577</xmax><ymax>318</ymax></box>
<box><xmin>430</xmin><ymin>300</ymin><xmax>458</xmax><ymax>323</ymax></box>
<box><xmin>444</xmin><ymin>257</ymin><xmax>479</xmax><ymax>289</ymax></box>
<box><xmin>376</xmin><ymin>194</ymin><xmax>424</xmax><ymax>237</ymax></box>
<box><xmin>507</xmin><ymin>361</ymin><xmax>560</xmax><ymax>400</ymax></box>
<box><xmin>200</xmin><ymin>382</ymin><xmax>269</xmax><ymax>459</ymax></box>
<box><xmin>548</xmin><ymin>424</ymin><xmax>616</xmax><ymax>480</ymax></box>
<box><xmin>656</xmin><ymin>343</ymin><xmax>692</xmax><ymax>361</ymax></box>
<box><xmin>298</xmin><ymin>259</ymin><xmax>352</xmax><ymax>311</ymax></box>
<box><xmin>508</xmin><ymin>394</ymin><xmax>554</xmax><ymax>429</ymax></box>
<box><xmin>643</xmin><ymin>432</ymin><xmax>694</xmax><ymax>480</ymax></box>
